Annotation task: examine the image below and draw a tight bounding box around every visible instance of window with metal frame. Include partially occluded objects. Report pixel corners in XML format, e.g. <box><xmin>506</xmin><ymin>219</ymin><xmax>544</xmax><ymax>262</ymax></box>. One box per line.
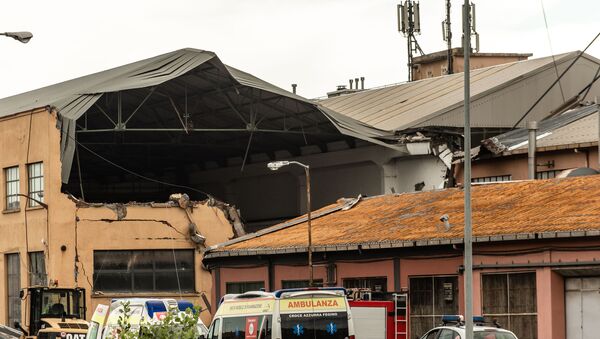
<box><xmin>536</xmin><ymin>169</ymin><xmax>562</xmax><ymax>180</ymax></box>
<box><xmin>27</xmin><ymin>162</ymin><xmax>43</xmax><ymax>207</ymax></box>
<box><xmin>29</xmin><ymin>252</ymin><xmax>47</xmax><ymax>286</ymax></box>
<box><xmin>342</xmin><ymin>277</ymin><xmax>387</xmax><ymax>292</ymax></box>
<box><xmin>472</xmin><ymin>175</ymin><xmax>512</xmax><ymax>183</ymax></box>
<box><xmin>281</xmin><ymin>279</ymin><xmax>324</xmax><ymax>289</ymax></box>
<box><xmin>482</xmin><ymin>272</ymin><xmax>537</xmax><ymax>339</ymax></box>
<box><xmin>93</xmin><ymin>250</ymin><xmax>195</xmax><ymax>293</ymax></box>
<box><xmin>225</xmin><ymin>281</ymin><xmax>265</xmax><ymax>294</ymax></box>
<box><xmin>409</xmin><ymin>276</ymin><xmax>459</xmax><ymax>339</ymax></box>
<box><xmin>4</xmin><ymin>166</ymin><xmax>20</xmax><ymax>210</ymax></box>
<box><xmin>6</xmin><ymin>253</ymin><xmax>21</xmax><ymax>329</ymax></box>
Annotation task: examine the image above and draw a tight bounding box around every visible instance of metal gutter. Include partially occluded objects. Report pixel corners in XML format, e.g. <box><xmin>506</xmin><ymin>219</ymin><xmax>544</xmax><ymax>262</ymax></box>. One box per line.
<box><xmin>203</xmin><ymin>229</ymin><xmax>600</xmax><ymax>259</ymax></box>
<box><xmin>473</xmin><ymin>260</ymin><xmax>600</xmax><ymax>270</ymax></box>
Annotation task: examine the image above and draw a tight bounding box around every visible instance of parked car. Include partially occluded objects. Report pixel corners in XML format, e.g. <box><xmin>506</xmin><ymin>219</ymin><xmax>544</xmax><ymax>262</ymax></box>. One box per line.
<box><xmin>420</xmin><ymin>316</ymin><xmax>518</xmax><ymax>339</ymax></box>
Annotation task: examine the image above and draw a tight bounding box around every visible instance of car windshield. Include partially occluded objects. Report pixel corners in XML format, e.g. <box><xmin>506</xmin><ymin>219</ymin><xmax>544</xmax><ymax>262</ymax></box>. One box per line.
<box><xmin>41</xmin><ymin>290</ymin><xmax>84</xmax><ymax>318</ymax></box>
<box><xmin>474</xmin><ymin>331</ymin><xmax>517</xmax><ymax>339</ymax></box>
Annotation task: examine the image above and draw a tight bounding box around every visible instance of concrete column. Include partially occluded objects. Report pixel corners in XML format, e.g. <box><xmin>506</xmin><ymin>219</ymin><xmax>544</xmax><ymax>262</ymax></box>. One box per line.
<box><xmin>536</xmin><ymin>268</ymin><xmax>565</xmax><ymax>339</ymax></box>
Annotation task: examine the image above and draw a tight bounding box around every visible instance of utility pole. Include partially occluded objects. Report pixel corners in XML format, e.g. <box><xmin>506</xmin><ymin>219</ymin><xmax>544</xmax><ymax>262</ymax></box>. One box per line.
<box><xmin>463</xmin><ymin>1</ymin><xmax>474</xmax><ymax>339</ymax></box>
<box><xmin>443</xmin><ymin>0</ymin><xmax>453</xmax><ymax>74</ymax></box>
<box><xmin>398</xmin><ymin>1</ymin><xmax>424</xmax><ymax>81</ymax></box>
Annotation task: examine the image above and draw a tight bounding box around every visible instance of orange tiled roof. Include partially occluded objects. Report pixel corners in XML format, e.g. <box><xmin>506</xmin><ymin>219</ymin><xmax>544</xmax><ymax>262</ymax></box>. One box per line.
<box><xmin>207</xmin><ymin>175</ymin><xmax>600</xmax><ymax>256</ymax></box>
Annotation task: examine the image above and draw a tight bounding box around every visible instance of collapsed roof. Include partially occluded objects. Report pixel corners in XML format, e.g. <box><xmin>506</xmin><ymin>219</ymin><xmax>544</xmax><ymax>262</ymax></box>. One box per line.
<box><xmin>482</xmin><ymin>103</ymin><xmax>599</xmax><ymax>155</ymax></box>
<box><xmin>0</xmin><ymin>49</ymin><xmax>400</xmax><ymax>192</ymax></box>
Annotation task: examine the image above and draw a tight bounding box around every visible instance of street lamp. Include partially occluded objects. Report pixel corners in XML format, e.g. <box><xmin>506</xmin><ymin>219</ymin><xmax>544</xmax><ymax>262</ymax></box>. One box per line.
<box><xmin>267</xmin><ymin>160</ymin><xmax>314</xmax><ymax>286</ymax></box>
<box><xmin>0</xmin><ymin>31</ymin><xmax>33</xmax><ymax>43</ymax></box>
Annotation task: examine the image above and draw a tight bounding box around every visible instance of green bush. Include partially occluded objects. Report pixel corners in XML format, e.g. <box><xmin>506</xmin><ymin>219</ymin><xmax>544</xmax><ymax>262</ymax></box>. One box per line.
<box><xmin>110</xmin><ymin>301</ymin><xmax>202</xmax><ymax>339</ymax></box>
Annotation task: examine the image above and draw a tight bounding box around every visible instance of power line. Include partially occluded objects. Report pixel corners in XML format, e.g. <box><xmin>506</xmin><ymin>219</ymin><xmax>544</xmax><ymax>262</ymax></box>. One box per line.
<box><xmin>512</xmin><ymin>31</ymin><xmax>600</xmax><ymax>129</ymax></box>
<box><xmin>540</xmin><ymin>0</ymin><xmax>566</xmax><ymax>103</ymax></box>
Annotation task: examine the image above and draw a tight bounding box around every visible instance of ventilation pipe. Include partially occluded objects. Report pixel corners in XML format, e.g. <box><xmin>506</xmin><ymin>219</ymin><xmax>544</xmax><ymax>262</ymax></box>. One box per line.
<box><xmin>291</xmin><ymin>84</ymin><xmax>297</xmax><ymax>94</ymax></box>
<box><xmin>354</xmin><ymin>78</ymin><xmax>360</xmax><ymax>90</ymax></box>
<box><xmin>349</xmin><ymin>79</ymin><xmax>354</xmax><ymax>89</ymax></box>
<box><xmin>360</xmin><ymin>77</ymin><xmax>365</xmax><ymax>90</ymax></box>
<box><xmin>527</xmin><ymin>121</ymin><xmax>538</xmax><ymax>179</ymax></box>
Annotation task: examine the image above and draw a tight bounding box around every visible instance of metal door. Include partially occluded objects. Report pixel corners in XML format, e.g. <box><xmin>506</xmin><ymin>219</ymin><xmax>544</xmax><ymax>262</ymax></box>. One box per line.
<box><xmin>566</xmin><ymin>277</ymin><xmax>600</xmax><ymax>339</ymax></box>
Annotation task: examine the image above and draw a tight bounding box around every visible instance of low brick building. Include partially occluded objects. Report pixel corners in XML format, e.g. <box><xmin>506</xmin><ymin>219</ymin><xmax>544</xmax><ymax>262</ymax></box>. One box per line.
<box><xmin>204</xmin><ymin>175</ymin><xmax>600</xmax><ymax>339</ymax></box>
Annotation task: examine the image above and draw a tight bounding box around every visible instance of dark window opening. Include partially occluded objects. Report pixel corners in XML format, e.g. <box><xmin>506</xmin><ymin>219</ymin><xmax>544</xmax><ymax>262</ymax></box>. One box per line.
<box><xmin>343</xmin><ymin>277</ymin><xmax>387</xmax><ymax>292</ymax></box>
<box><xmin>482</xmin><ymin>272</ymin><xmax>537</xmax><ymax>339</ymax></box>
<box><xmin>409</xmin><ymin>276</ymin><xmax>459</xmax><ymax>339</ymax></box>
<box><xmin>93</xmin><ymin>250</ymin><xmax>195</xmax><ymax>293</ymax></box>
<box><xmin>225</xmin><ymin>281</ymin><xmax>265</xmax><ymax>294</ymax></box>
<box><xmin>29</xmin><ymin>251</ymin><xmax>47</xmax><ymax>286</ymax></box>
<box><xmin>281</xmin><ymin>280</ymin><xmax>324</xmax><ymax>289</ymax></box>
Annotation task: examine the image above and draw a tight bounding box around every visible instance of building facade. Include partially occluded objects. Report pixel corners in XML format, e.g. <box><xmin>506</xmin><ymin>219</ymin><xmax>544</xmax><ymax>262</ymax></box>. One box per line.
<box><xmin>205</xmin><ymin>175</ymin><xmax>600</xmax><ymax>339</ymax></box>
<box><xmin>0</xmin><ymin>107</ymin><xmax>241</xmax><ymax>327</ymax></box>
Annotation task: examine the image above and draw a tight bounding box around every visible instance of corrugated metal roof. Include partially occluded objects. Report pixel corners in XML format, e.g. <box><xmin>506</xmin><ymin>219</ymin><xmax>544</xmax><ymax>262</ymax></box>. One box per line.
<box><xmin>482</xmin><ymin>104</ymin><xmax>599</xmax><ymax>154</ymax></box>
<box><xmin>319</xmin><ymin>52</ymin><xmax>600</xmax><ymax>131</ymax></box>
<box><xmin>206</xmin><ymin>175</ymin><xmax>600</xmax><ymax>257</ymax></box>
<box><xmin>0</xmin><ymin>48</ymin><xmax>401</xmax><ymax>183</ymax></box>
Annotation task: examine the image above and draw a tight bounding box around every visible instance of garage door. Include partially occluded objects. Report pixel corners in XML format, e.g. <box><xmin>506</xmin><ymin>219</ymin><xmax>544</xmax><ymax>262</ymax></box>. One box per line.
<box><xmin>566</xmin><ymin>277</ymin><xmax>600</xmax><ymax>339</ymax></box>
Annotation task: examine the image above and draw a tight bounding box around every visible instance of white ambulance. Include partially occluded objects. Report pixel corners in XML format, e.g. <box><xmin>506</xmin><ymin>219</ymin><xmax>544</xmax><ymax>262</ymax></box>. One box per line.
<box><xmin>205</xmin><ymin>287</ymin><xmax>355</xmax><ymax>339</ymax></box>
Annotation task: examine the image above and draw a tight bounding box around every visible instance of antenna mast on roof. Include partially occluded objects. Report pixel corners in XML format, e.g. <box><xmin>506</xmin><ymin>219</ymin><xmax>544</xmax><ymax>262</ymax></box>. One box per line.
<box><xmin>442</xmin><ymin>0</ymin><xmax>453</xmax><ymax>75</ymax></box>
<box><xmin>398</xmin><ymin>0</ymin><xmax>424</xmax><ymax>81</ymax></box>
<box><xmin>462</xmin><ymin>2</ymin><xmax>480</xmax><ymax>53</ymax></box>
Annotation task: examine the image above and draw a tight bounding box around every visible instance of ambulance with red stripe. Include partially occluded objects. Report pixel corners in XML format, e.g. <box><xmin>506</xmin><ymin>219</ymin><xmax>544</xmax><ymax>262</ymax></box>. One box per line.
<box><xmin>205</xmin><ymin>288</ymin><xmax>356</xmax><ymax>339</ymax></box>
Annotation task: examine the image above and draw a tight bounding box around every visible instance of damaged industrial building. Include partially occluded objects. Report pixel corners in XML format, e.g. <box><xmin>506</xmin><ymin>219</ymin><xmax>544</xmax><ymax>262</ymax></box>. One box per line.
<box><xmin>1</xmin><ymin>46</ymin><xmax>600</xmax><ymax>333</ymax></box>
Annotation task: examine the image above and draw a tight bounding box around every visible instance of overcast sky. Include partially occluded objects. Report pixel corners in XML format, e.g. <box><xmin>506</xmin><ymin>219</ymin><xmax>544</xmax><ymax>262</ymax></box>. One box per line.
<box><xmin>1</xmin><ymin>0</ymin><xmax>598</xmax><ymax>99</ymax></box>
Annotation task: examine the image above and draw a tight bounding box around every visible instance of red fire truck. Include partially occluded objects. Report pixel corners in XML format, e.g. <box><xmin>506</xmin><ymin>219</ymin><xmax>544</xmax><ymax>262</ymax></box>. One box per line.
<box><xmin>348</xmin><ymin>290</ymin><xmax>408</xmax><ymax>339</ymax></box>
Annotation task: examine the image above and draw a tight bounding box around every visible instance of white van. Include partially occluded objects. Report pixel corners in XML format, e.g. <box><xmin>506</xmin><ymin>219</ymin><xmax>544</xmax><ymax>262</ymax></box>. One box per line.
<box><xmin>206</xmin><ymin>288</ymin><xmax>355</xmax><ymax>339</ymax></box>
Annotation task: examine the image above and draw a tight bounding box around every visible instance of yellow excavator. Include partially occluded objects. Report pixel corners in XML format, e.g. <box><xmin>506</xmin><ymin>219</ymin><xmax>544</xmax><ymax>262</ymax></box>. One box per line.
<box><xmin>14</xmin><ymin>287</ymin><xmax>88</xmax><ymax>339</ymax></box>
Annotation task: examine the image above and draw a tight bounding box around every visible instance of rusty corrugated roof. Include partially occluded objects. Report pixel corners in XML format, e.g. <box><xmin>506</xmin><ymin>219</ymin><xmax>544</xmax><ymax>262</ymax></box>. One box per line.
<box><xmin>207</xmin><ymin>175</ymin><xmax>600</xmax><ymax>257</ymax></box>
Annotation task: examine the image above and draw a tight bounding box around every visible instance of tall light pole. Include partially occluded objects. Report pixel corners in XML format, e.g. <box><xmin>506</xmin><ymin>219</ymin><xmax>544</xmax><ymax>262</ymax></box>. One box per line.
<box><xmin>268</xmin><ymin>160</ymin><xmax>313</xmax><ymax>286</ymax></box>
<box><xmin>1</xmin><ymin>31</ymin><xmax>33</xmax><ymax>43</ymax></box>
<box><xmin>463</xmin><ymin>1</ymin><xmax>473</xmax><ymax>339</ymax></box>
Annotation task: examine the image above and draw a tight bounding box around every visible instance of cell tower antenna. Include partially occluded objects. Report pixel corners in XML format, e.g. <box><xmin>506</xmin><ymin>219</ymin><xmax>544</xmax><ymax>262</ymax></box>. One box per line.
<box><xmin>442</xmin><ymin>0</ymin><xmax>453</xmax><ymax>75</ymax></box>
<box><xmin>397</xmin><ymin>0</ymin><xmax>424</xmax><ymax>81</ymax></box>
<box><xmin>462</xmin><ymin>2</ymin><xmax>480</xmax><ymax>52</ymax></box>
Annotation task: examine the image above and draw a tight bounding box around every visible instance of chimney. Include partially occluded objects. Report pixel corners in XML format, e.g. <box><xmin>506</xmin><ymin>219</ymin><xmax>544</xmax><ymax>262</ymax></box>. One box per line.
<box><xmin>360</xmin><ymin>77</ymin><xmax>365</xmax><ymax>90</ymax></box>
<box><xmin>354</xmin><ymin>78</ymin><xmax>359</xmax><ymax>90</ymax></box>
<box><xmin>349</xmin><ymin>79</ymin><xmax>354</xmax><ymax>89</ymax></box>
<box><xmin>527</xmin><ymin>121</ymin><xmax>538</xmax><ymax>179</ymax></box>
<box><xmin>291</xmin><ymin>84</ymin><xmax>297</xmax><ymax>94</ymax></box>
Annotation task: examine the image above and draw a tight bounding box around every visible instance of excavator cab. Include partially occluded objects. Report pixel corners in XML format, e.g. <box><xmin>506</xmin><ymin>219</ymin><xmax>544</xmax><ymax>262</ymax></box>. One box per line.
<box><xmin>17</xmin><ymin>287</ymin><xmax>88</xmax><ymax>339</ymax></box>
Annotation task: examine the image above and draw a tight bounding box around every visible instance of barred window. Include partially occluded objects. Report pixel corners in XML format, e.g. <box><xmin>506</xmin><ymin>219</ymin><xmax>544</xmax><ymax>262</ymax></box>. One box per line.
<box><xmin>29</xmin><ymin>251</ymin><xmax>47</xmax><ymax>286</ymax></box>
<box><xmin>225</xmin><ymin>281</ymin><xmax>265</xmax><ymax>294</ymax></box>
<box><xmin>281</xmin><ymin>279</ymin><xmax>324</xmax><ymax>289</ymax></box>
<box><xmin>482</xmin><ymin>272</ymin><xmax>537</xmax><ymax>339</ymax></box>
<box><xmin>472</xmin><ymin>175</ymin><xmax>512</xmax><ymax>183</ymax></box>
<box><xmin>27</xmin><ymin>162</ymin><xmax>43</xmax><ymax>207</ymax></box>
<box><xmin>93</xmin><ymin>250</ymin><xmax>195</xmax><ymax>293</ymax></box>
<box><xmin>5</xmin><ymin>166</ymin><xmax>20</xmax><ymax>210</ymax></box>
<box><xmin>343</xmin><ymin>277</ymin><xmax>387</xmax><ymax>292</ymax></box>
<box><xmin>409</xmin><ymin>276</ymin><xmax>459</xmax><ymax>339</ymax></box>
<box><xmin>536</xmin><ymin>170</ymin><xmax>562</xmax><ymax>179</ymax></box>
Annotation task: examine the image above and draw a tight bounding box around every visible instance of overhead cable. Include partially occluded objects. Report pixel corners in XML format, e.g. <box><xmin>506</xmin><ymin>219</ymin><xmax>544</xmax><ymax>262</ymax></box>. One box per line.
<box><xmin>512</xmin><ymin>31</ymin><xmax>600</xmax><ymax>129</ymax></box>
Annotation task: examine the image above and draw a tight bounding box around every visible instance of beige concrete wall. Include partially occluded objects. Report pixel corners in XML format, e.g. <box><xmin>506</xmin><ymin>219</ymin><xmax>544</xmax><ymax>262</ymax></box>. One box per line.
<box><xmin>0</xmin><ymin>108</ymin><xmax>235</xmax><ymax>327</ymax></box>
<box><xmin>413</xmin><ymin>55</ymin><xmax>528</xmax><ymax>80</ymax></box>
